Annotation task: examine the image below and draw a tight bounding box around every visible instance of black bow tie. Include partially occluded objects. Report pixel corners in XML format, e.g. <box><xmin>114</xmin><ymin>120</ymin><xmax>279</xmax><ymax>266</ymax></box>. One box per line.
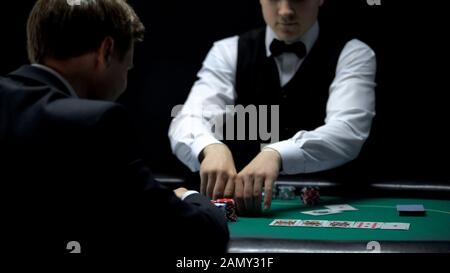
<box><xmin>269</xmin><ymin>39</ymin><xmax>307</xmax><ymax>58</ymax></box>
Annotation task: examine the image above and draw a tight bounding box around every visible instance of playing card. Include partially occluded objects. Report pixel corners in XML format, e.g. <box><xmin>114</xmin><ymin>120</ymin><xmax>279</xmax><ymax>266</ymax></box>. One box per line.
<box><xmin>353</xmin><ymin>222</ymin><xmax>383</xmax><ymax>229</ymax></box>
<box><xmin>298</xmin><ymin>220</ymin><xmax>329</xmax><ymax>227</ymax></box>
<box><xmin>301</xmin><ymin>209</ymin><xmax>342</xmax><ymax>216</ymax></box>
<box><xmin>325</xmin><ymin>204</ymin><xmax>358</xmax><ymax>211</ymax></box>
<box><xmin>326</xmin><ymin>221</ymin><xmax>355</xmax><ymax>228</ymax></box>
<box><xmin>380</xmin><ymin>222</ymin><xmax>410</xmax><ymax>230</ymax></box>
<box><xmin>269</xmin><ymin>219</ymin><xmax>301</xmax><ymax>227</ymax></box>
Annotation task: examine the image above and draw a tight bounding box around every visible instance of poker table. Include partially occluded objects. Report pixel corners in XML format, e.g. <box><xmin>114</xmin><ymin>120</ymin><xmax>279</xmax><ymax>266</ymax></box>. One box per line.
<box><xmin>154</xmin><ymin>175</ymin><xmax>450</xmax><ymax>253</ymax></box>
<box><xmin>226</xmin><ymin>180</ymin><xmax>450</xmax><ymax>253</ymax></box>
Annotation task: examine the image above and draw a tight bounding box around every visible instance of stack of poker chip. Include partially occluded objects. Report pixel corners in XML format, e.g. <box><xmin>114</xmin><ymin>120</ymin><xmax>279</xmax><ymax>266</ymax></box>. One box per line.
<box><xmin>212</xmin><ymin>198</ymin><xmax>237</xmax><ymax>222</ymax></box>
<box><xmin>277</xmin><ymin>185</ymin><xmax>296</xmax><ymax>200</ymax></box>
<box><xmin>300</xmin><ymin>186</ymin><xmax>320</xmax><ymax>206</ymax></box>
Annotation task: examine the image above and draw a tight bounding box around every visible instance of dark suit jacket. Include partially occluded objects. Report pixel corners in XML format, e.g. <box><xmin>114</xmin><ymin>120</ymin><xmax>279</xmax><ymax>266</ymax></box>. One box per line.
<box><xmin>0</xmin><ymin>65</ymin><xmax>229</xmax><ymax>256</ymax></box>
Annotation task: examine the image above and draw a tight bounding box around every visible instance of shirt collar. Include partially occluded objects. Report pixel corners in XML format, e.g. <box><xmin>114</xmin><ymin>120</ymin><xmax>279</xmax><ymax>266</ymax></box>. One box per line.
<box><xmin>31</xmin><ymin>63</ymin><xmax>78</xmax><ymax>98</ymax></box>
<box><xmin>265</xmin><ymin>20</ymin><xmax>320</xmax><ymax>58</ymax></box>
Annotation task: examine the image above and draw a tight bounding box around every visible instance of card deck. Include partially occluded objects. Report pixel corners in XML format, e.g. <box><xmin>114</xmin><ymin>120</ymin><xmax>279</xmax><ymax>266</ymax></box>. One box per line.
<box><xmin>396</xmin><ymin>204</ymin><xmax>426</xmax><ymax>216</ymax></box>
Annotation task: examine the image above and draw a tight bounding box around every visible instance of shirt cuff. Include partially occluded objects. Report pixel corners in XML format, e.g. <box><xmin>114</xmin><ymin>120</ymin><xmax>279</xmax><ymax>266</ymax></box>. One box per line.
<box><xmin>264</xmin><ymin>140</ymin><xmax>305</xmax><ymax>174</ymax></box>
<box><xmin>191</xmin><ymin>134</ymin><xmax>223</xmax><ymax>169</ymax></box>
<box><xmin>181</xmin><ymin>190</ymin><xmax>199</xmax><ymax>201</ymax></box>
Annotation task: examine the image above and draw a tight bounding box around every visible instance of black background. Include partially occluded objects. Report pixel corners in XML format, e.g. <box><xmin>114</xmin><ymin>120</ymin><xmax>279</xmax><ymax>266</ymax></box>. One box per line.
<box><xmin>1</xmin><ymin>0</ymin><xmax>449</xmax><ymax>182</ymax></box>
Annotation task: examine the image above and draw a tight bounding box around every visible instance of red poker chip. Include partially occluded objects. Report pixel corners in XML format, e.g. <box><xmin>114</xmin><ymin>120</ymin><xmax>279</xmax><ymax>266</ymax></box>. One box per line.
<box><xmin>300</xmin><ymin>187</ymin><xmax>320</xmax><ymax>205</ymax></box>
<box><xmin>212</xmin><ymin>198</ymin><xmax>237</xmax><ymax>222</ymax></box>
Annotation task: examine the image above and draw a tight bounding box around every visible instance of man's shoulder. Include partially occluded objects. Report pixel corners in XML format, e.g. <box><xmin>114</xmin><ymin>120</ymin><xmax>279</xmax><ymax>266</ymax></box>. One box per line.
<box><xmin>1</xmin><ymin>71</ymin><xmax>127</xmax><ymax>135</ymax></box>
<box><xmin>318</xmin><ymin>24</ymin><xmax>375</xmax><ymax>56</ymax></box>
<box><xmin>344</xmin><ymin>39</ymin><xmax>375</xmax><ymax>53</ymax></box>
<box><xmin>45</xmin><ymin>97</ymin><xmax>122</xmax><ymax>119</ymax></box>
<box><xmin>337</xmin><ymin>38</ymin><xmax>376</xmax><ymax>63</ymax></box>
<box><xmin>43</xmin><ymin>97</ymin><xmax>127</xmax><ymax>131</ymax></box>
<box><xmin>0</xmin><ymin>72</ymin><xmax>39</xmax><ymax>95</ymax></box>
<box><xmin>213</xmin><ymin>35</ymin><xmax>239</xmax><ymax>49</ymax></box>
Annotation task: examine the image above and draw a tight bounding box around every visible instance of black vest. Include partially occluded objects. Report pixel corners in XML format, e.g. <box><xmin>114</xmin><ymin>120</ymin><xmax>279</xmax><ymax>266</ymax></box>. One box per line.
<box><xmin>224</xmin><ymin>27</ymin><xmax>350</xmax><ymax>171</ymax></box>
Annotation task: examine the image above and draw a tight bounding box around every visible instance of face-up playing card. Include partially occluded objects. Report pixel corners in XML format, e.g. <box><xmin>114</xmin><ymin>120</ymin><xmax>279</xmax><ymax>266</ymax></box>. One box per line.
<box><xmin>325</xmin><ymin>204</ymin><xmax>358</xmax><ymax>211</ymax></box>
<box><xmin>380</xmin><ymin>222</ymin><xmax>410</xmax><ymax>230</ymax></box>
<box><xmin>298</xmin><ymin>220</ymin><xmax>329</xmax><ymax>227</ymax></box>
<box><xmin>269</xmin><ymin>219</ymin><xmax>301</xmax><ymax>227</ymax></box>
<box><xmin>353</xmin><ymin>222</ymin><xmax>383</xmax><ymax>229</ymax></box>
<box><xmin>326</xmin><ymin>221</ymin><xmax>355</xmax><ymax>228</ymax></box>
<box><xmin>301</xmin><ymin>209</ymin><xmax>342</xmax><ymax>216</ymax></box>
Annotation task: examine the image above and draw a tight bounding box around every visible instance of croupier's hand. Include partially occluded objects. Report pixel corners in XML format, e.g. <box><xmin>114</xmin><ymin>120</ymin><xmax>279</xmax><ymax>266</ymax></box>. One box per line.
<box><xmin>234</xmin><ymin>149</ymin><xmax>281</xmax><ymax>215</ymax></box>
<box><xmin>199</xmin><ymin>144</ymin><xmax>237</xmax><ymax>200</ymax></box>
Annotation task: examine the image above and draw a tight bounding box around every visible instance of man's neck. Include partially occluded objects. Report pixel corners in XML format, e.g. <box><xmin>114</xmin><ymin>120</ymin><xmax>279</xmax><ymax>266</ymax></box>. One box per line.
<box><xmin>40</xmin><ymin>58</ymin><xmax>91</xmax><ymax>99</ymax></box>
<box><xmin>31</xmin><ymin>63</ymin><xmax>80</xmax><ymax>98</ymax></box>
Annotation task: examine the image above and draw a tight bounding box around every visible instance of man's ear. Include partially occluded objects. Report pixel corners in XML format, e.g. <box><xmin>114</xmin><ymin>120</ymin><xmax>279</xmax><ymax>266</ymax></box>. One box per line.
<box><xmin>96</xmin><ymin>36</ymin><xmax>115</xmax><ymax>69</ymax></box>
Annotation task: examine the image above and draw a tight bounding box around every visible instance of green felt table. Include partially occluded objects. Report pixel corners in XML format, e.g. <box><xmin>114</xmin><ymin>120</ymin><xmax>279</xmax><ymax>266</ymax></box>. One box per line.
<box><xmin>228</xmin><ymin>197</ymin><xmax>450</xmax><ymax>252</ymax></box>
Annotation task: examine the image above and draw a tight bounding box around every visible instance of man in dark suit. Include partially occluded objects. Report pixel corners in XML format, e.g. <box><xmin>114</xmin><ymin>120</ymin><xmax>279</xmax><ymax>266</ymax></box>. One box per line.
<box><xmin>0</xmin><ymin>0</ymin><xmax>228</xmax><ymax>256</ymax></box>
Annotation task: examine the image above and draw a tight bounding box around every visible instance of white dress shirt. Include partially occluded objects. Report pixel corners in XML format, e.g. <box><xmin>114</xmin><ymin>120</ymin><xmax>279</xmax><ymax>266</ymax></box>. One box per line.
<box><xmin>169</xmin><ymin>21</ymin><xmax>376</xmax><ymax>174</ymax></box>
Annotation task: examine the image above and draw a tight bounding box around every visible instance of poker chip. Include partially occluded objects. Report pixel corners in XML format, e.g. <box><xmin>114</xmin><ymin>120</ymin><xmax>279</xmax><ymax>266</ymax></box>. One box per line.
<box><xmin>277</xmin><ymin>185</ymin><xmax>296</xmax><ymax>200</ymax></box>
<box><xmin>212</xmin><ymin>198</ymin><xmax>237</xmax><ymax>222</ymax></box>
<box><xmin>213</xmin><ymin>203</ymin><xmax>227</xmax><ymax>215</ymax></box>
<box><xmin>300</xmin><ymin>186</ymin><xmax>320</xmax><ymax>206</ymax></box>
<box><xmin>262</xmin><ymin>187</ymin><xmax>278</xmax><ymax>199</ymax></box>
